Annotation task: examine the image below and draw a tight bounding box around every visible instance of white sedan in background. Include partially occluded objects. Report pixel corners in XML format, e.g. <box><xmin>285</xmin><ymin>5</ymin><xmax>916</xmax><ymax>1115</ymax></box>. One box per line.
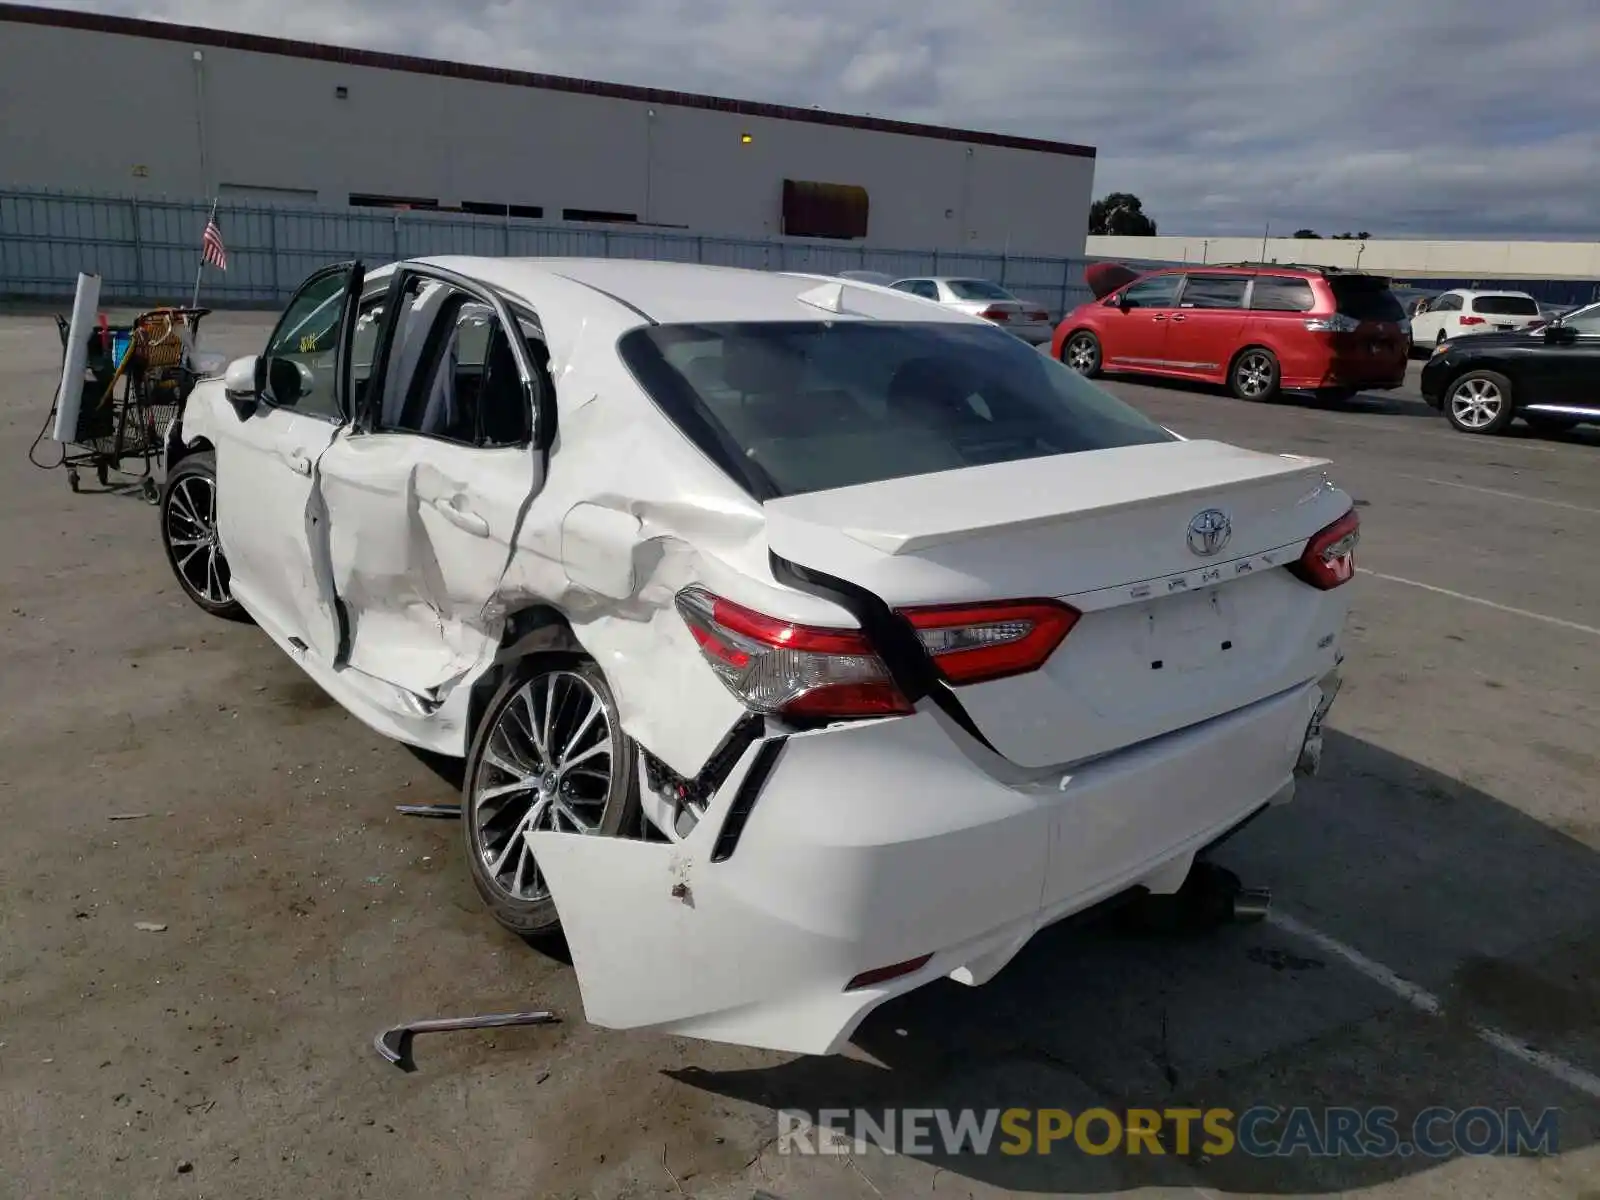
<box><xmin>889</xmin><ymin>275</ymin><xmax>1056</xmax><ymax>344</ymax></box>
<box><xmin>160</xmin><ymin>257</ymin><xmax>1355</xmax><ymax>1056</ymax></box>
<box><xmin>1409</xmin><ymin>288</ymin><xmax>1544</xmax><ymax>347</ymax></box>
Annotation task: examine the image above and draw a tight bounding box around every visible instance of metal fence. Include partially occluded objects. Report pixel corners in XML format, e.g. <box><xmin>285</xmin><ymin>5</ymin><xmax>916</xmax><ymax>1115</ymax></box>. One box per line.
<box><xmin>0</xmin><ymin>187</ymin><xmax>1093</xmax><ymax>317</ymax></box>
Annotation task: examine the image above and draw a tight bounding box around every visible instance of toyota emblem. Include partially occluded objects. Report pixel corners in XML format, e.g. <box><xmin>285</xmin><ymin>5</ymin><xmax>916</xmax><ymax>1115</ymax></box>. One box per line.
<box><xmin>1187</xmin><ymin>508</ymin><xmax>1232</xmax><ymax>557</ymax></box>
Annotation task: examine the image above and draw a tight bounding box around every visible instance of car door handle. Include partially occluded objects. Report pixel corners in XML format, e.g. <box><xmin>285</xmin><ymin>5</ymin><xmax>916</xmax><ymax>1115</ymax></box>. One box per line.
<box><xmin>1171</xmin><ymin>314</ymin><xmax>1187</xmax><ymax>322</ymax></box>
<box><xmin>1151</xmin><ymin>314</ymin><xmax>1168</xmax><ymax>322</ymax></box>
<box><xmin>429</xmin><ymin>495</ymin><xmax>490</xmax><ymax>537</ymax></box>
<box><xmin>281</xmin><ymin>448</ymin><xmax>313</xmax><ymax>476</ymax></box>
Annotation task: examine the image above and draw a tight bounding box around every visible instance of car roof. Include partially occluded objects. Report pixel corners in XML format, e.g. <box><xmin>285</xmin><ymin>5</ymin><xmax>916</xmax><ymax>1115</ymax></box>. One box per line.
<box><xmin>1144</xmin><ymin>263</ymin><xmax>1327</xmax><ymax>279</ymax></box>
<box><xmin>411</xmin><ymin>256</ymin><xmax>980</xmax><ymax>327</ymax></box>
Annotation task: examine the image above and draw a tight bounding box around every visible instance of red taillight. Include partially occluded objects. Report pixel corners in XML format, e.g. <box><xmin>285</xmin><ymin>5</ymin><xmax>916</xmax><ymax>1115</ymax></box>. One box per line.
<box><xmin>676</xmin><ymin>588</ymin><xmax>911</xmax><ymax>719</ymax></box>
<box><xmin>846</xmin><ymin>954</ymin><xmax>933</xmax><ymax>991</ymax></box>
<box><xmin>1459</xmin><ymin>315</ymin><xmax>1486</xmax><ymax>326</ymax></box>
<box><xmin>978</xmin><ymin>306</ymin><xmax>1012</xmax><ymax>322</ymax></box>
<box><xmin>1029</xmin><ymin>310</ymin><xmax>1050</xmax><ymax>322</ymax></box>
<box><xmin>900</xmin><ymin>599</ymin><xmax>1080</xmax><ymax>685</ymax></box>
<box><xmin>1289</xmin><ymin>509</ymin><xmax>1360</xmax><ymax>590</ymax></box>
<box><xmin>677</xmin><ymin>590</ymin><xmax>1080</xmax><ymax>717</ymax></box>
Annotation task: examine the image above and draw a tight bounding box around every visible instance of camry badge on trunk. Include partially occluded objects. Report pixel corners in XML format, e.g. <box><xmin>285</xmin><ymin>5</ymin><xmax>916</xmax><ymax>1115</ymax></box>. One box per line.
<box><xmin>1187</xmin><ymin>509</ymin><xmax>1232</xmax><ymax>557</ymax></box>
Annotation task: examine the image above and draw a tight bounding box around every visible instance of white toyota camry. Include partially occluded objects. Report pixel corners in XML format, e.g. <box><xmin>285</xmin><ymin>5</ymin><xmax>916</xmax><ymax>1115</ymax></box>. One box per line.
<box><xmin>160</xmin><ymin>257</ymin><xmax>1356</xmax><ymax>1056</ymax></box>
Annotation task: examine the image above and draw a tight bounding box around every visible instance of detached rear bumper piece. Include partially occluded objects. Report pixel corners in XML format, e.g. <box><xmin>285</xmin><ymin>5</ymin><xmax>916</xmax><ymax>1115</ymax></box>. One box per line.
<box><xmin>530</xmin><ymin>678</ymin><xmax>1330</xmax><ymax>1056</ymax></box>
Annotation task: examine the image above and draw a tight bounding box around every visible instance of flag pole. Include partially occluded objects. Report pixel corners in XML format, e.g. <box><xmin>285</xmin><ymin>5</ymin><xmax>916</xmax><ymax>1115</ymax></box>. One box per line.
<box><xmin>192</xmin><ymin>198</ymin><xmax>218</xmax><ymax>308</ymax></box>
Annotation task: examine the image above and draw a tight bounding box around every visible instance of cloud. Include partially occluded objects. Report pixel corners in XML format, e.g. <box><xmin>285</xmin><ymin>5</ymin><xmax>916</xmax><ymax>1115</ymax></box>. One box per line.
<box><xmin>31</xmin><ymin>0</ymin><xmax>1600</xmax><ymax>238</ymax></box>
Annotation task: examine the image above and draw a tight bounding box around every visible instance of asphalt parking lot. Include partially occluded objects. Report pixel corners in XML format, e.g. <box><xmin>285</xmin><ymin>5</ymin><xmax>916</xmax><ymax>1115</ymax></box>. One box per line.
<box><xmin>2</xmin><ymin>310</ymin><xmax>1598</xmax><ymax>1200</ymax></box>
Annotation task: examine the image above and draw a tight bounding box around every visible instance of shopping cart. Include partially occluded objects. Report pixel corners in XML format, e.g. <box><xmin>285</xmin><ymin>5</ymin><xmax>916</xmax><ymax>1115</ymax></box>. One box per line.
<box><xmin>47</xmin><ymin>307</ymin><xmax>212</xmax><ymax>502</ymax></box>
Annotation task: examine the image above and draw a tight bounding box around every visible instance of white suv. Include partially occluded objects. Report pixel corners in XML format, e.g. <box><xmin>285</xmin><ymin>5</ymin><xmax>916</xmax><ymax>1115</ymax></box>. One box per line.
<box><xmin>1409</xmin><ymin>289</ymin><xmax>1543</xmax><ymax>347</ymax></box>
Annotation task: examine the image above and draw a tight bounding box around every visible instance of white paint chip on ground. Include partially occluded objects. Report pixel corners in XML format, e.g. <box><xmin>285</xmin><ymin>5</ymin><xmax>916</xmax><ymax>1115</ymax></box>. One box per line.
<box><xmin>133</xmin><ymin>922</ymin><xmax>167</xmax><ymax>933</ymax></box>
<box><xmin>1363</xmin><ymin>570</ymin><xmax>1600</xmax><ymax>638</ymax></box>
<box><xmin>1270</xmin><ymin>911</ymin><xmax>1600</xmax><ymax>1101</ymax></box>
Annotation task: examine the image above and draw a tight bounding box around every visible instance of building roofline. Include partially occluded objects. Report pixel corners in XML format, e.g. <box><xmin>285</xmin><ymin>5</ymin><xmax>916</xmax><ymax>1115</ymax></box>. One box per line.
<box><xmin>0</xmin><ymin>2</ymin><xmax>1096</xmax><ymax>159</ymax></box>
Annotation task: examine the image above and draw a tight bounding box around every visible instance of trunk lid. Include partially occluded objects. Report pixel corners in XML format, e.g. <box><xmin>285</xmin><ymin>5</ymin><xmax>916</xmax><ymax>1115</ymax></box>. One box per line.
<box><xmin>764</xmin><ymin>439</ymin><xmax>1352</xmax><ymax>768</ymax></box>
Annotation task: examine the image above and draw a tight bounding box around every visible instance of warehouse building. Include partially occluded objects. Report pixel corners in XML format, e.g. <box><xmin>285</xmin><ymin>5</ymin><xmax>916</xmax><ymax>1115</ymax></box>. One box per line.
<box><xmin>0</xmin><ymin>3</ymin><xmax>1096</xmax><ymax>257</ymax></box>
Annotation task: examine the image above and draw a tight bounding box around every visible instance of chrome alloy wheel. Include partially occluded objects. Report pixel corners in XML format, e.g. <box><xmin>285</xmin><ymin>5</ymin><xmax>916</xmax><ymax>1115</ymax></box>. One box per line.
<box><xmin>1449</xmin><ymin>377</ymin><xmax>1504</xmax><ymax>430</ymax></box>
<box><xmin>1065</xmin><ymin>333</ymin><xmax>1099</xmax><ymax>373</ymax></box>
<box><xmin>164</xmin><ymin>474</ymin><xmax>231</xmax><ymax>606</ymax></box>
<box><xmin>469</xmin><ymin>670</ymin><xmax>615</xmax><ymax>904</ymax></box>
<box><xmin>1234</xmin><ymin>351</ymin><xmax>1275</xmax><ymax>399</ymax></box>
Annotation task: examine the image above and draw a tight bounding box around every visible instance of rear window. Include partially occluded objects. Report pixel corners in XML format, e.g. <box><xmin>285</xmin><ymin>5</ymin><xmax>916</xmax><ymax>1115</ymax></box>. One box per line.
<box><xmin>619</xmin><ymin>322</ymin><xmax>1174</xmax><ymax>498</ymax></box>
<box><xmin>1330</xmin><ymin>276</ymin><xmax>1405</xmax><ymax>322</ymax></box>
<box><xmin>1249</xmin><ymin>277</ymin><xmax>1316</xmax><ymax>312</ymax></box>
<box><xmin>1471</xmin><ymin>294</ymin><xmax>1540</xmax><ymax>315</ymax></box>
<box><xmin>945</xmin><ymin>279</ymin><xmax>1013</xmax><ymax>302</ymax></box>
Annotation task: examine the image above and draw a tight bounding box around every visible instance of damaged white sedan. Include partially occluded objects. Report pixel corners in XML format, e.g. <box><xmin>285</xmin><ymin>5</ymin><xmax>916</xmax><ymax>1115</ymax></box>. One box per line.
<box><xmin>160</xmin><ymin>257</ymin><xmax>1356</xmax><ymax>1055</ymax></box>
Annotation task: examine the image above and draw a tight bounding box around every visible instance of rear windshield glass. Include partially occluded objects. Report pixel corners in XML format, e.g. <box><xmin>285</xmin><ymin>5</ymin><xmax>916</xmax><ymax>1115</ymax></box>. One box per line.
<box><xmin>945</xmin><ymin>279</ymin><xmax>1013</xmax><ymax>301</ymax></box>
<box><xmin>1330</xmin><ymin>276</ymin><xmax>1405</xmax><ymax>322</ymax></box>
<box><xmin>1471</xmin><ymin>294</ymin><xmax>1540</xmax><ymax>315</ymax></box>
<box><xmin>619</xmin><ymin>322</ymin><xmax>1174</xmax><ymax>498</ymax></box>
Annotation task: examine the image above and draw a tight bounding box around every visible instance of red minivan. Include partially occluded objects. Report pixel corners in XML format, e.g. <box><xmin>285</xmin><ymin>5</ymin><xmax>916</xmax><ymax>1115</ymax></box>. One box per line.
<box><xmin>1052</xmin><ymin>263</ymin><xmax>1410</xmax><ymax>402</ymax></box>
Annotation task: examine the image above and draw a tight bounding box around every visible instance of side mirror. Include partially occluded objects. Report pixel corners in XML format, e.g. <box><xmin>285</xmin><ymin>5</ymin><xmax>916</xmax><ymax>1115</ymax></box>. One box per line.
<box><xmin>1545</xmin><ymin>323</ymin><xmax>1578</xmax><ymax>345</ymax></box>
<box><xmin>223</xmin><ymin>355</ymin><xmax>260</xmax><ymax>420</ymax></box>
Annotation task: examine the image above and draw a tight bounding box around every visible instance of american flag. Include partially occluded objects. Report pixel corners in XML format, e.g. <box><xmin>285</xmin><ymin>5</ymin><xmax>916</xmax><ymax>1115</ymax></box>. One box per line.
<box><xmin>202</xmin><ymin>216</ymin><xmax>227</xmax><ymax>270</ymax></box>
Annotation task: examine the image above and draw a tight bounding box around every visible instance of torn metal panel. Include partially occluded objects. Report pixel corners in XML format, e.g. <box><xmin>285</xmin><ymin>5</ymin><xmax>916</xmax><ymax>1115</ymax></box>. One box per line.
<box><xmin>317</xmin><ymin>435</ymin><xmax>537</xmax><ymax>698</ymax></box>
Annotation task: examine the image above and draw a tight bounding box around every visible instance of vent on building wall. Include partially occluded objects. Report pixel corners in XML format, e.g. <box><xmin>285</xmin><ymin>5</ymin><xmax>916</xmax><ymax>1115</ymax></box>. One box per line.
<box><xmin>782</xmin><ymin>180</ymin><xmax>869</xmax><ymax>240</ymax></box>
<box><xmin>463</xmin><ymin>201</ymin><xmax>545</xmax><ymax>219</ymax></box>
<box><xmin>562</xmin><ymin>208</ymin><xmax>639</xmax><ymax>224</ymax></box>
<box><xmin>349</xmin><ymin>193</ymin><xmax>439</xmax><ymax>210</ymax></box>
<box><xmin>335</xmin><ymin>85</ymin><xmax>349</xmax><ymax>98</ymax></box>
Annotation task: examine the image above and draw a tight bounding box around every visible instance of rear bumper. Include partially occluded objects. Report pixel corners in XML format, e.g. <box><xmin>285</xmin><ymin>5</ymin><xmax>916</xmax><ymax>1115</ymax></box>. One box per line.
<box><xmin>531</xmin><ymin>671</ymin><xmax>1340</xmax><ymax>1055</ymax></box>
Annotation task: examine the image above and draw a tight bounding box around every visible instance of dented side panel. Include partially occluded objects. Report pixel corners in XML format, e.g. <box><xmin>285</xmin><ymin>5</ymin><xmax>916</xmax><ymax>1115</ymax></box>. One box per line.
<box><xmin>317</xmin><ymin>434</ymin><xmax>536</xmax><ymax>698</ymax></box>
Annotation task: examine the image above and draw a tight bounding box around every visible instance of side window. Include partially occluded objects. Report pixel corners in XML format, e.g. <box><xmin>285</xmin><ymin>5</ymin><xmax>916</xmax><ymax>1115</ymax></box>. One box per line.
<box><xmin>1120</xmin><ymin>274</ymin><xmax>1181</xmax><ymax>308</ymax></box>
<box><xmin>379</xmin><ymin>291</ymin><xmax>532</xmax><ymax>447</ymax></box>
<box><xmin>1248</xmin><ymin>277</ymin><xmax>1316</xmax><ymax>312</ymax></box>
<box><xmin>349</xmin><ymin>290</ymin><xmax>388</xmax><ymax>415</ymax></box>
<box><xmin>1433</xmin><ymin>293</ymin><xmax>1463</xmax><ymax>313</ymax></box>
<box><xmin>1563</xmin><ymin>306</ymin><xmax>1600</xmax><ymax>334</ymax></box>
<box><xmin>1179</xmin><ymin>275</ymin><xmax>1249</xmax><ymax>310</ymax></box>
<box><xmin>261</xmin><ymin>269</ymin><xmax>351</xmax><ymax>419</ymax></box>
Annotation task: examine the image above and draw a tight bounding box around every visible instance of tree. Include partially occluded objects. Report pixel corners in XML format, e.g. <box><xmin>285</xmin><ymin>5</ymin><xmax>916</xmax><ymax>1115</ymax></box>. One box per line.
<box><xmin>1293</xmin><ymin>229</ymin><xmax>1321</xmax><ymax>239</ymax></box>
<box><xmin>1332</xmin><ymin>231</ymin><xmax>1371</xmax><ymax>240</ymax></box>
<box><xmin>1088</xmin><ymin>192</ymin><xmax>1158</xmax><ymax>236</ymax></box>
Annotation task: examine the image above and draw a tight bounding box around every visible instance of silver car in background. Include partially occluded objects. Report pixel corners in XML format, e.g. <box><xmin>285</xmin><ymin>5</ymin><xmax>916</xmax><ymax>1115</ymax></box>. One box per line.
<box><xmin>889</xmin><ymin>276</ymin><xmax>1054</xmax><ymax>344</ymax></box>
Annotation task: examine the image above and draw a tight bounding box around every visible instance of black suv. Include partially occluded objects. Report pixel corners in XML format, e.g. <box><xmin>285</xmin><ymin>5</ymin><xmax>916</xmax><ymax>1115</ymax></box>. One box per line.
<box><xmin>1420</xmin><ymin>302</ymin><xmax>1600</xmax><ymax>435</ymax></box>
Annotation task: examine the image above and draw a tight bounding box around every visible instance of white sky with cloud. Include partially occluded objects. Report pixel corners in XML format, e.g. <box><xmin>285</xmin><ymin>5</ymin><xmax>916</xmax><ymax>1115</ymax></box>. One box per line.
<box><xmin>34</xmin><ymin>0</ymin><xmax>1600</xmax><ymax>238</ymax></box>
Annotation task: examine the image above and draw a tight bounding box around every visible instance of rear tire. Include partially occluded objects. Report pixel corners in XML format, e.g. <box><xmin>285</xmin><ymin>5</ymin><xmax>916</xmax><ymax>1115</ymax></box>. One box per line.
<box><xmin>1444</xmin><ymin>370</ymin><xmax>1516</xmax><ymax>435</ymax></box>
<box><xmin>462</xmin><ymin>654</ymin><xmax>639</xmax><ymax>938</ymax></box>
<box><xmin>1229</xmin><ymin>347</ymin><xmax>1280</xmax><ymax>402</ymax></box>
<box><xmin>1061</xmin><ymin>330</ymin><xmax>1102</xmax><ymax>377</ymax></box>
<box><xmin>159</xmin><ymin>451</ymin><xmax>249</xmax><ymax>622</ymax></box>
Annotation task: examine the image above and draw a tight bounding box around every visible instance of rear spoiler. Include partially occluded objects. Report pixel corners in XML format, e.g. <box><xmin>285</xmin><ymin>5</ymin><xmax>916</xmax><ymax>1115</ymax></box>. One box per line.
<box><xmin>1085</xmin><ymin>262</ymin><xmax>1141</xmax><ymax>300</ymax></box>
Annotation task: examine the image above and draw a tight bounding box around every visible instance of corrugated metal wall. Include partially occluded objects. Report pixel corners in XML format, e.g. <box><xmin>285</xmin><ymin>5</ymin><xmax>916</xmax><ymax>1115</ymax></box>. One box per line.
<box><xmin>0</xmin><ymin>188</ymin><xmax>1094</xmax><ymax>317</ymax></box>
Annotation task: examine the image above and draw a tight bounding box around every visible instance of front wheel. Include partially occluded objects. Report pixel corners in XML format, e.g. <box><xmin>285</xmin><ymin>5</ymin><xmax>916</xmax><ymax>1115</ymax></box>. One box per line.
<box><xmin>462</xmin><ymin>655</ymin><xmax>639</xmax><ymax>937</ymax></box>
<box><xmin>160</xmin><ymin>451</ymin><xmax>248</xmax><ymax>621</ymax></box>
<box><xmin>1445</xmin><ymin>370</ymin><xmax>1516</xmax><ymax>435</ymax></box>
<box><xmin>1230</xmin><ymin>348</ymin><xmax>1280</xmax><ymax>402</ymax></box>
<box><xmin>1061</xmin><ymin>331</ymin><xmax>1102</xmax><ymax>377</ymax></box>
